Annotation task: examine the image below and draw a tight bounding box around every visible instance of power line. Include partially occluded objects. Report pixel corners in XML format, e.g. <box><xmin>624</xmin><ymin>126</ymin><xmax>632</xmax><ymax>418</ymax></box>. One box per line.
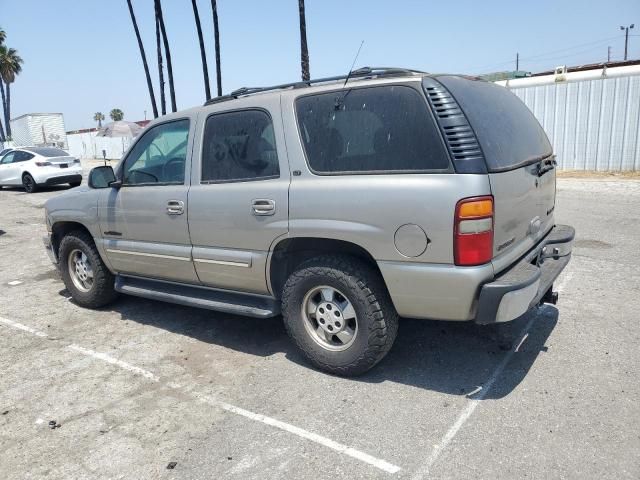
<box><xmin>467</xmin><ymin>34</ymin><xmax>623</xmax><ymax>73</ymax></box>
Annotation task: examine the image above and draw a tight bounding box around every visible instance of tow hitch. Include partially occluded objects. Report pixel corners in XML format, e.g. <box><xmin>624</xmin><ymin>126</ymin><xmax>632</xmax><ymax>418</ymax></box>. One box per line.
<box><xmin>541</xmin><ymin>287</ymin><xmax>559</xmax><ymax>305</ymax></box>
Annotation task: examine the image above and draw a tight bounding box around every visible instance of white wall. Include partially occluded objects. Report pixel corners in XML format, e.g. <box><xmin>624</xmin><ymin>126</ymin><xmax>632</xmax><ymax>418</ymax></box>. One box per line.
<box><xmin>67</xmin><ymin>131</ymin><xmax>133</xmax><ymax>160</ymax></box>
<box><xmin>10</xmin><ymin>114</ymin><xmax>68</xmax><ymax>149</ymax></box>
<box><xmin>504</xmin><ymin>73</ymin><xmax>640</xmax><ymax>171</ymax></box>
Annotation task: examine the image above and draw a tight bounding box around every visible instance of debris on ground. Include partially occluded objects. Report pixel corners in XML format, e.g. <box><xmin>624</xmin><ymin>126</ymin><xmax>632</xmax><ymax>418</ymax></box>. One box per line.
<box><xmin>166</xmin><ymin>462</ymin><xmax>177</xmax><ymax>469</ymax></box>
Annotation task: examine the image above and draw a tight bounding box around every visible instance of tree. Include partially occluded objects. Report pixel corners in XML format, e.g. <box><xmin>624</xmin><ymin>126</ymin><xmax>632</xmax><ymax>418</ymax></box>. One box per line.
<box><xmin>211</xmin><ymin>0</ymin><xmax>222</xmax><ymax>96</ymax></box>
<box><xmin>155</xmin><ymin>15</ymin><xmax>166</xmax><ymax>115</ymax></box>
<box><xmin>0</xmin><ymin>44</ymin><xmax>23</xmax><ymax>139</ymax></box>
<box><xmin>154</xmin><ymin>0</ymin><xmax>176</xmax><ymax>112</ymax></box>
<box><xmin>110</xmin><ymin>109</ymin><xmax>124</xmax><ymax>121</ymax></box>
<box><xmin>192</xmin><ymin>0</ymin><xmax>211</xmax><ymax>101</ymax></box>
<box><xmin>0</xmin><ymin>27</ymin><xmax>5</xmax><ymax>142</ymax></box>
<box><xmin>126</xmin><ymin>0</ymin><xmax>158</xmax><ymax>118</ymax></box>
<box><xmin>298</xmin><ymin>0</ymin><xmax>310</xmax><ymax>81</ymax></box>
<box><xmin>94</xmin><ymin>112</ymin><xmax>105</xmax><ymax>128</ymax></box>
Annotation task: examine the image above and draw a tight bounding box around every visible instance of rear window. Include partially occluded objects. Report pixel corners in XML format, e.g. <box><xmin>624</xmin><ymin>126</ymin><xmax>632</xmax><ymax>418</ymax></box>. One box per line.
<box><xmin>295</xmin><ymin>85</ymin><xmax>450</xmax><ymax>174</ymax></box>
<box><xmin>25</xmin><ymin>147</ymin><xmax>69</xmax><ymax>157</ymax></box>
<box><xmin>437</xmin><ymin>76</ymin><xmax>552</xmax><ymax>172</ymax></box>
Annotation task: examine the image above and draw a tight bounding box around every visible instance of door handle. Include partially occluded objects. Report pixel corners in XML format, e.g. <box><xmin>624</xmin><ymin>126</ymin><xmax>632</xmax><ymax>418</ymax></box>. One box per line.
<box><xmin>251</xmin><ymin>199</ymin><xmax>275</xmax><ymax>216</ymax></box>
<box><xmin>166</xmin><ymin>200</ymin><xmax>184</xmax><ymax>215</ymax></box>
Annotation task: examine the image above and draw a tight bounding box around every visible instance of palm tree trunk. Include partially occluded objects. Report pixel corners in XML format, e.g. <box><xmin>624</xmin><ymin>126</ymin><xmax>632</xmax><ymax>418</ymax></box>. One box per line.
<box><xmin>155</xmin><ymin>0</ymin><xmax>177</xmax><ymax>112</ymax></box>
<box><xmin>4</xmin><ymin>83</ymin><xmax>10</xmax><ymax>138</ymax></box>
<box><xmin>192</xmin><ymin>0</ymin><xmax>211</xmax><ymax>101</ymax></box>
<box><xmin>126</xmin><ymin>0</ymin><xmax>158</xmax><ymax>118</ymax></box>
<box><xmin>211</xmin><ymin>0</ymin><xmax>222</xmax><ymax>96</ymax></box>
<box><xmin>0</xmin><ymin>80</ymin><xmax>8</xmax><ymax>137</ymax></box>
<box><xmin>0</xmin><ymin>117</ymin><xmax>5</xmax><ymax>142</ymax></box>
<box><xmin>155</xmin><ymin>15</ymin><xmax>166</xmax><ymax>115</ymax></box>
<box><xmin>298</xmin><ymin>0</ymin><xmax>310</xmax><ymax>81</ymax></box>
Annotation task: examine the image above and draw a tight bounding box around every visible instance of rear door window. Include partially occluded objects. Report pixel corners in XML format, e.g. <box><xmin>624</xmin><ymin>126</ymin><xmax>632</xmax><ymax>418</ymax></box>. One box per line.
<box><xmin>201</xmin><ymin>109</ymin><xmax>280</xmax><ymax>183</ymax></box>
<box><xmin>436</xmin><ymin>76</ymin><xmax>552</xmax><ymax>172</ymax></box>
<box><xmin>295</xmin><ymin>85</ymin><xmax>450</xmax><ymax>174</ymax></box>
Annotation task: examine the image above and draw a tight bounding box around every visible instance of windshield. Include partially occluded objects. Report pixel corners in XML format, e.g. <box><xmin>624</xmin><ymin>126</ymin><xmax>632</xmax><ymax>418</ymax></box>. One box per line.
<box><xmin>25</xmin><ymin>147</ymin><xmax>70</xmax><ymax>157</ymax></box>
<box><xmin>437</xmin><ymin>75</ymin><xmax>552</xmax><ymax>172</ymax></box>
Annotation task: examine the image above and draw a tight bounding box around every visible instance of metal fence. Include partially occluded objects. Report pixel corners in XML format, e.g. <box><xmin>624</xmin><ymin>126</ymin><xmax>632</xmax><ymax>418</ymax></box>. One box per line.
<box><xmin>510</xmin><ymin>75</ymin><xmax>640</xmax><ymax>171</ymax></box>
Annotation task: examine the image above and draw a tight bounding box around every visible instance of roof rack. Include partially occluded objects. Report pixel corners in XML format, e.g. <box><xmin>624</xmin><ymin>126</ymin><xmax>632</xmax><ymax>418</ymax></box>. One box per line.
<box><xmin>203</xmin><ymin>67</ymin><xmax>426</xmax><ymax>106</ymax></box>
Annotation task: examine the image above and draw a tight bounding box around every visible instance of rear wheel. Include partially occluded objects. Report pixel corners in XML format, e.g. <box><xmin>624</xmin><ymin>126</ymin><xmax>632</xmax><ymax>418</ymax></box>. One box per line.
<box><xmin>282</xmin><ymin>255</ymin><xmax>399</xmax><ymax>376</ymax></box>
<box><xmin>59</xmin><ymin>231</ymin><xmax>117</xmax><ymax>308</ymax></box>
<box><xmin>22</xmin><ymin>173</ymin><xmax>37</xmax><ymax>193</ymax></box>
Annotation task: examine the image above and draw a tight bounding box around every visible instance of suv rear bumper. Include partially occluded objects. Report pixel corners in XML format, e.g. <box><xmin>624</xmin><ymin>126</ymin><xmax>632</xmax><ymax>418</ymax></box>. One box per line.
<box><xmin>474</xmin><ymin>224</ymin><xmax>574</xmax><ymax>324</ymax></box>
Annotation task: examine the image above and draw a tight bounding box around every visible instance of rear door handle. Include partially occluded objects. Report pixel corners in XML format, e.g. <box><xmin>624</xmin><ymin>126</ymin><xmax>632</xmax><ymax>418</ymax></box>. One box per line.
<box><xmin>166</xmin><ymin>200</ymin><xmax>184</xmax><ymax>215</ymax></box>
<box><xmin>252</xmin><ymin>199</ymin><xmax>275</xmax><ymax>216</ymax></box>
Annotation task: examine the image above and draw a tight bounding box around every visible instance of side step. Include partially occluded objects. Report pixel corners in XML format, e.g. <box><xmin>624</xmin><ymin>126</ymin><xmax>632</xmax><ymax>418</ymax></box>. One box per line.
<box><xmin>115</xmin><ymin>275</ymin><xmax>280</xmax><ymax>318</ymax></box>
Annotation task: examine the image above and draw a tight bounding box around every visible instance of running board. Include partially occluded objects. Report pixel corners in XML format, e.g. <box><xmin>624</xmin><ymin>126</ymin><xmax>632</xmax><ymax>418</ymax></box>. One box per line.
<box><xmin>114</xmin><ymin>275</ymin><xmax>280</xmax><ymax>318</ymax></box>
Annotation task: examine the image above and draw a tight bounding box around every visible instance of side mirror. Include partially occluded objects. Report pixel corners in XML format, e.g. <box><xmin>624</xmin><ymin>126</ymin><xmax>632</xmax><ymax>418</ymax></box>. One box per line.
<box><xmin>88</xmin><ymin>166</ymin><xmax>118</xmax><ymax>189</ymax></box>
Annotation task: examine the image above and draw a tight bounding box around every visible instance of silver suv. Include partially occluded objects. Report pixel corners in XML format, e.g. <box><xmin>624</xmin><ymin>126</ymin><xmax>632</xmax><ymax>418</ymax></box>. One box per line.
<box><xmin>44</xmin><ymin>67</ymin><xmax>574</xmax><ymax>376</ymax></box>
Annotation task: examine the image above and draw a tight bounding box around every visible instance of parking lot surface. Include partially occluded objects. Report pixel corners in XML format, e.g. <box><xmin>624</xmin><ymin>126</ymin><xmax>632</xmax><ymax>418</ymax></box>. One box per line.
<box><xmin>1</xmin><ymin>168</ymin><xmax>639</xmax><ymax>479</ymax></box>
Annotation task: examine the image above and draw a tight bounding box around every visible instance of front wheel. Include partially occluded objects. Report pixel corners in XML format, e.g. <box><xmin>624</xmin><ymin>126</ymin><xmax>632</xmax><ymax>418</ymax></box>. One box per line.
<box><xmin>282</xmin><ymin>255</ymin><xmax>399</xmax><ymax>376</ymax></box>
<box><xmin>59</xmin><ymin>231</ymin><xmax>117</xmax><ymax>308</ymax></box>
<box><xmin>22</xmin><ymin>173</ymin><xmax>37</xmax><ymax>193</ymax></box>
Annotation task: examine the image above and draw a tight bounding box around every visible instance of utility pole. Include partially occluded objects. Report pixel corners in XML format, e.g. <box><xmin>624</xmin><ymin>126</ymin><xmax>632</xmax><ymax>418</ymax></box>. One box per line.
<box><xmin>607</xmin><ymin>46</ymin><xmax>611</xmax><ymax>63</ymax></box>
<box><xmin>620</xmin><ymin>24</ymin><xmax>635</xmax><ymax>61</ymax></box>
<box><xmin>516</xmin><ymin>52</ymin><xmax>519</xmax><ymax>71</ymax></box>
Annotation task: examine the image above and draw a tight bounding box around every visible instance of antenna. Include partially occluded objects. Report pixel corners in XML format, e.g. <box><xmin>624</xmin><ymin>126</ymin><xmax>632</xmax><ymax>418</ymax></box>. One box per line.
<box><xmin>343</xmin><ymin>40</ymin><xmax>365</xmax><ymax>88</ymax></box>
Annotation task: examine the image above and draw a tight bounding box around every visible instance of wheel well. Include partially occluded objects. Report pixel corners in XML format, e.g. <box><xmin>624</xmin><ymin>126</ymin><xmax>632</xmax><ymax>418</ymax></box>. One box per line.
<box><xmin>22</xmin><ymin>171</ymin><xmax>32</xmax><ymax>180</ymax></box>
<box><xmin>51</xmin><ymin>222</ymin><xmax>93</xmax><ymax>257</ymax></box>
<box><xmin>269</xmin><ymin>238</ymin><xmax>382</xmax><ymax>298</ymax></box>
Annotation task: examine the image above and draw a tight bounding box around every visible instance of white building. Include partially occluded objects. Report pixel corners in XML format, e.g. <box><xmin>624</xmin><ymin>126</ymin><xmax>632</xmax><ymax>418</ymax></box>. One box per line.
<box><xmin>9</xmin><ymin>113</ymin><xmax>68</xmax><ymax>149</ymax></box>
<box><xmin>496</xmin><ymin>61</ymin><xmax>640</xmax><ymax>171</ymax></box>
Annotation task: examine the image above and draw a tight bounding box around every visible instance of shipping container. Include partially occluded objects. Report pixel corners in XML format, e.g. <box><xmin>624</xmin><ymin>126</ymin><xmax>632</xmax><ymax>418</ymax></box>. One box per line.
<box><xmin>9</xmin><ymin>113</ymin><xmax>68</xmax><ymax>149</ymax></box>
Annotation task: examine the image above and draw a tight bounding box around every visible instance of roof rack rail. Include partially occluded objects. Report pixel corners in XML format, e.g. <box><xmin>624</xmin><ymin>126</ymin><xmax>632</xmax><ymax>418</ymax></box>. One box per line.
<box><xmin>203</xmin><ymin>67</ymin><xmax>426</xmax><ymax>106</ymax></box>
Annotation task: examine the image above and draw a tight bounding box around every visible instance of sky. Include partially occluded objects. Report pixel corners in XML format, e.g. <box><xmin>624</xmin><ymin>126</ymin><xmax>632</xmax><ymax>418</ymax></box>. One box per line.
<box><xmin>1</xmin><ymin>0</ymin><xmax>639</xmax><ymax>130</ymax></box>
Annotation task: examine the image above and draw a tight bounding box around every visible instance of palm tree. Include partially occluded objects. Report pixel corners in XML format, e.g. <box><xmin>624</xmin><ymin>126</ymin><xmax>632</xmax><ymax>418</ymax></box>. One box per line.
<box><xmin>298</xmin><ymin>0</ymin><xmax>310</xmax><ymax>81</ymax></box>
<box><xmin>94</xmin><ymin>112</ymin><xmax>105</xmax><ymax>128</ymax></box>
<box><xmin>0</xmin><ymin>45</ymin><xmax>23</xmax><ymax>139</ymax></box>
<box><xmin>110</xmin><ymin>109</ymin><xmax>124</xmax><ymax>121</ymax></box>
<box><xmin>211</xmin><ymin>0</ymin><xmax>222</xmax><ymax>96</ymax></box>
<box><xmin>126</xmin><ymin>0</ymin><xmax>158</xmax><ymax>118</ymax></box>
<box><xmin>155</xmin><ymin>0</ymin><xmax>176</xmax><ymax>112</ymax></box>
<box><xmin>0</xmin><ymin>27</ymin><xmax>5</xmax><ymax>142</ymax></box>
<box><xmin>192</xmin><ymin>0</ymin><xmax>211</xmax><ymax>101</ymax></box>
<box><xmin>155</xmin><ymin>15</ymin><xmax>166</xmax><ymax>115</ymax></box>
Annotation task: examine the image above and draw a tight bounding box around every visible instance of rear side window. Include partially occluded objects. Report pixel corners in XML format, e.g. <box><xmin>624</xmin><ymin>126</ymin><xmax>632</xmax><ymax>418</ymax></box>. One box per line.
<box><xmin>201</xmin><ymin>110</ymin><xmax>279</xmax><ymax>183</ymax></box>
<box><xmin>25</xmin><ymin>147</ymin><xmax>69</xmax><ymax>157</ymax></box>
<box><xmin>295</xmin><ymin>85</ymin><xmax>450</xmax><ymax>174</ymax></box>
<box><xmin>437</xmin><ymin>76</ymin><xmax>552</xmax><ymax>172</ymax></box>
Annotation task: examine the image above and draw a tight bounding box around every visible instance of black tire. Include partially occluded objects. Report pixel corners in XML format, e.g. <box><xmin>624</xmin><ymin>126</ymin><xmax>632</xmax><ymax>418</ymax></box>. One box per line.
<box><xmin>282</xmin><ymin>254</ymin><xmax>399</xmax><ymax>376</ymax></box>
<box><xmin>69</xmin><ymin>181</ymin><xmax>81</xmax><ymax>188</ymax></box>
<box><xmin>59</xmin><ymin>230</ymin><xmax>117</xmax><ymax>308</ymax></box>
<box><xmin>22</xmin><ymin>173</ymin><xmax>37</xmax><ymax>193</ymax></box>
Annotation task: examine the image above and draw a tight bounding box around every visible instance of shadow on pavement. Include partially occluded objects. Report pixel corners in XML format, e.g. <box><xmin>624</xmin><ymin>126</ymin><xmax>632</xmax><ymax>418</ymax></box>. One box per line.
<box><xmin>102</xmin><ymin>293</ymin><xmax>557</xmax><ymax>400</ymax></box>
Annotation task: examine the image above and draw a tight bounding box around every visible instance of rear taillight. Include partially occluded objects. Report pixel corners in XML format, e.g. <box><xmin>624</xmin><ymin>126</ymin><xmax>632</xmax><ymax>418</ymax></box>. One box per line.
<box><xmin>73</xmin><ymin>158</ymin><xmax>81</xmax><ymax>164</ymax></box>
<box><xmin>454</xmin><ymin>196</ymin><xmax>494</xmax><ymax>266</ymax></box>
<box><xmin>35</xmin><ymin>161</ymin><xmax>51</xmax><ymax>167</ymax></box>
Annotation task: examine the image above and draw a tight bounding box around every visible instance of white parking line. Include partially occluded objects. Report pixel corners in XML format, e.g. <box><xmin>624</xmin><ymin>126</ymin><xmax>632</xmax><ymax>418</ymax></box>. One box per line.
<box><xmin>411</xmin><ymin>268</ymin><xmax>573</xmax><ymax>479</ymax></box>
<box><xmin>0</xmin><ymin>316</ymin><xmax>48</xmax><ymax>337</ymax></box>
<box><xmin>0</xmin><ymin>315</ymin><xmax>401</xmax><ymax>475</ymax></box>
<box><xmin>67</xmin><ymin>344</ymin><xmax>160</xmax><ymax>382</ymax></box>
<box><xmin>219</xmin><ymin>401</ymin><xmax>401</xmax><ymax>474</ymax></box>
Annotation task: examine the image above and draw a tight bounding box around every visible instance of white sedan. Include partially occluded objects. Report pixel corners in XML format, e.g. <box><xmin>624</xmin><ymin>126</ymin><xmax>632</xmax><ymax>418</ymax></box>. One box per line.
<box><xmin>0</xmin><ymin>147</ymin><xmax>83</xmax><ymax>193</ymax></box>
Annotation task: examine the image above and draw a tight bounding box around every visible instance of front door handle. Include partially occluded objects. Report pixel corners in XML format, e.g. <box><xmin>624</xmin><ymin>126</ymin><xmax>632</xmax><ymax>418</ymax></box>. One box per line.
<box><xmin>252</xmin><ymin>199</ymin><xmax>275</xmax><ymax>216</ymax></box>
<box><xmin>166</xmin><ymin>200</ymin><xmax>184</xmax><ymax>215</ymax></box>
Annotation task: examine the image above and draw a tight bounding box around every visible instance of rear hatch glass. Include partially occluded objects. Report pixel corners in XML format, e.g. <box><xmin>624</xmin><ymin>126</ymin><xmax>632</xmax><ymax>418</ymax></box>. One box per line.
<box><xmin>437</xmin><ymin>75</ymin><xmax>556</xmax><ymax>264</ymax></box>
<box><xmin>436</xmin><ymin>75</ymin><xmax>552</xmax><ymax>172</ymax></box>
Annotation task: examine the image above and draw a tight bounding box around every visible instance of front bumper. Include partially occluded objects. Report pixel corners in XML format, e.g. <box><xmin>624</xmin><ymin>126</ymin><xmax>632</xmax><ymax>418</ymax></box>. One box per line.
<box><xmin>474</xmin><ymin>224</ymin><xmax>575</xmax><ymax>324</ymax></box>
<box><xmin>43</xmin><ymin>234</ymin><xmax>58</xmax><ymax>265</ymax></box>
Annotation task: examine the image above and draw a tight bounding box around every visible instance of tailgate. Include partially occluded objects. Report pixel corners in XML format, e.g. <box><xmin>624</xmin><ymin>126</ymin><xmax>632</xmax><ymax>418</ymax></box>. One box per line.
<box><xmin>490</xmin><ymin>160</ymin><xmax>556</xmax><ymax>258</ymax></box>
